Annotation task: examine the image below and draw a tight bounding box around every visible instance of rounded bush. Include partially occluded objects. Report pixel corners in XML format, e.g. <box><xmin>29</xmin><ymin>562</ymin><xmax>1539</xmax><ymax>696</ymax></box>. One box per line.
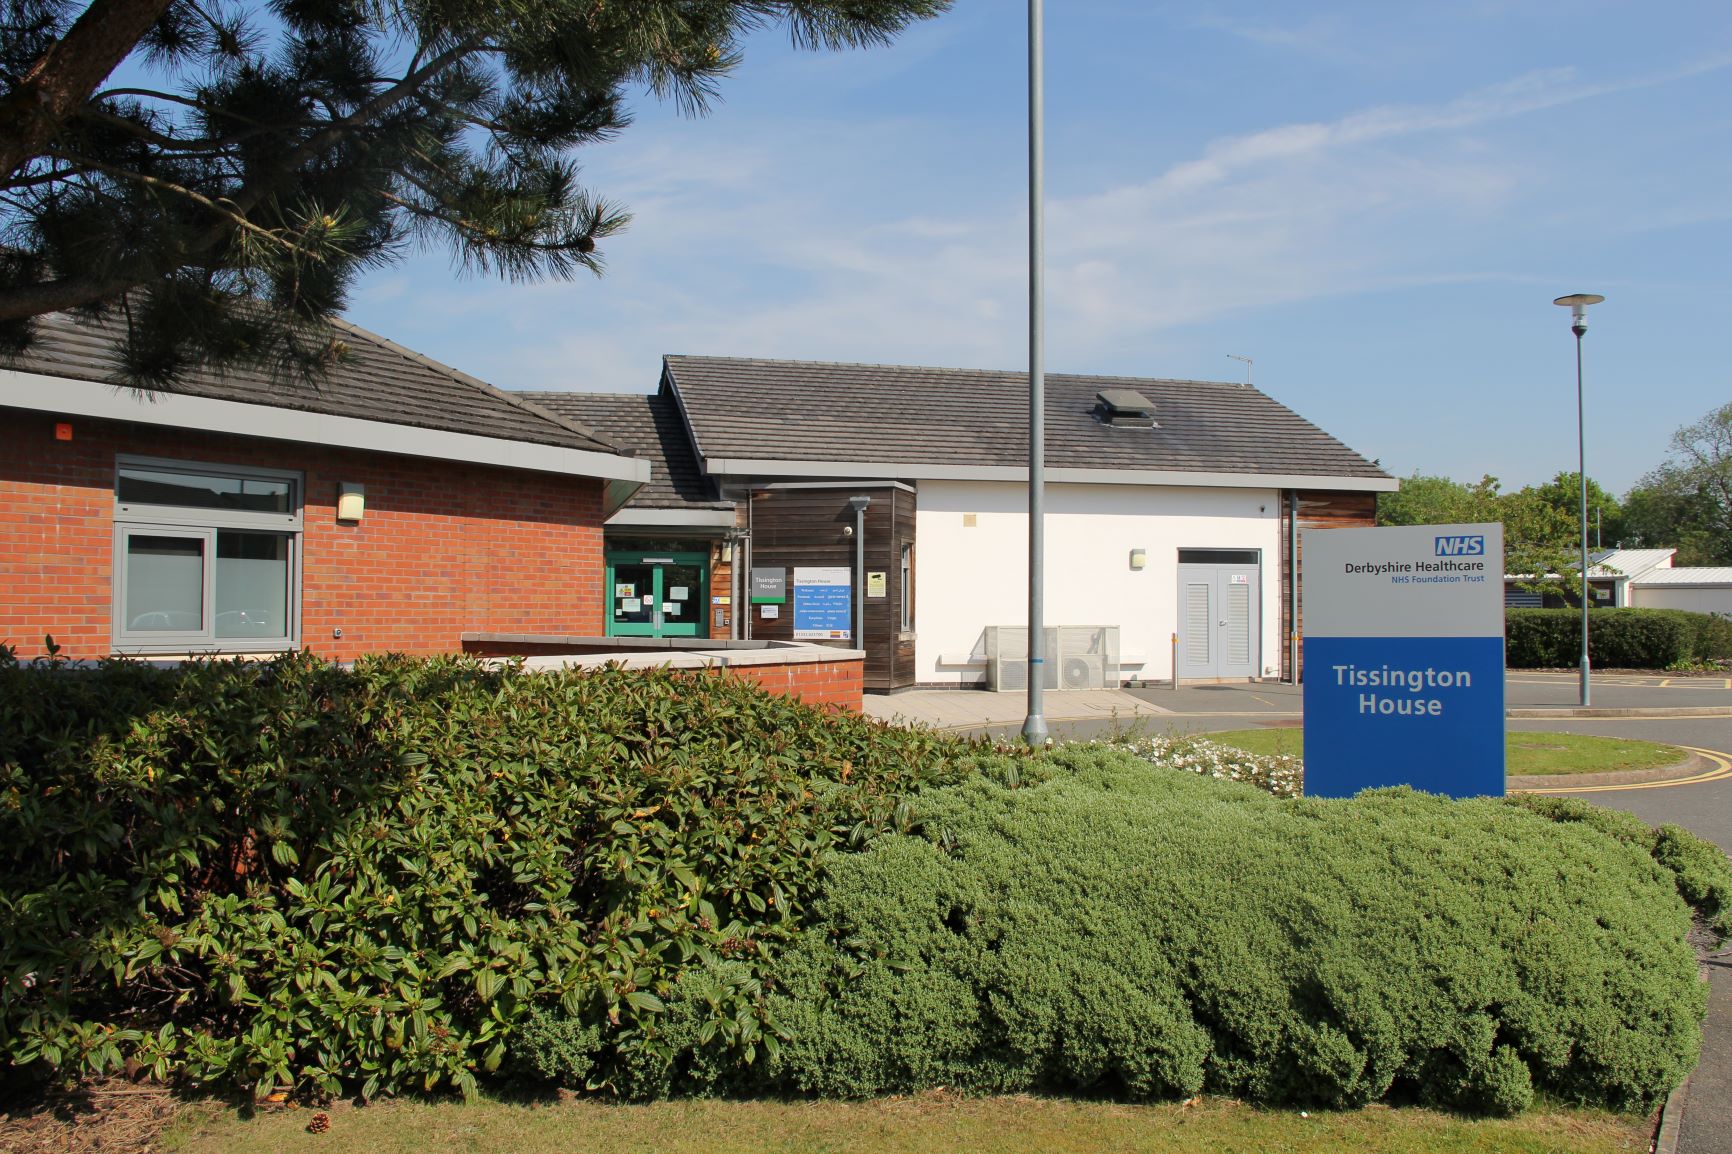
<box><xmin>768</xmin><ymin>746</ymin><xmax>1707</xmax><ymax>1114</ymax></box>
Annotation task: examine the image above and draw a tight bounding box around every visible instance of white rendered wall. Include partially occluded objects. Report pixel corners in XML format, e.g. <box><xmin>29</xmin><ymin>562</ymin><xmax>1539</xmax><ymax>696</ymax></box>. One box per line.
<box><xmin>913</xmin><ymin>479</ymin><xmax>1284</xmax><ymax>685</ymax></box>
<box><xmin>1629</xmin><ymin>586</ymin><xmax>1732</xmax><ymax>616</ymax></box>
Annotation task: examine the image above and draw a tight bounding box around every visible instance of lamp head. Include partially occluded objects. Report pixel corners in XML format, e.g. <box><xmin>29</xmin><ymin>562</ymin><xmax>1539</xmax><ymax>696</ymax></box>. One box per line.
<box><xmin>1553</xmin><ymin>293</ymin><xmax>1604</xmax><ymax>336</ymax></box>
<box><xmin>848</xmin><ymin>495</ymin><xmax>871</xmax><ymax>513</ymax></box>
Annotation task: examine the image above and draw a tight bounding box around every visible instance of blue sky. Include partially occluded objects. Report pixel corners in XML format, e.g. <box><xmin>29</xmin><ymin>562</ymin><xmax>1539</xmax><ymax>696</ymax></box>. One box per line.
<box><xmin>345</xmin><ymin>1</ymin><xmax>1732</xmax><ymax>496</ymax></box>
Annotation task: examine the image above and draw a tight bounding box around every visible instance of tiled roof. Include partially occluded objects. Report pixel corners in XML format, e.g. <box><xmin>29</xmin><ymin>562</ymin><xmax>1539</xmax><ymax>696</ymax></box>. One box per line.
<box><xmin>662</xmin><ymin>355</ymin><xmax>1390</xmax><ymax>481</ymax></box>
<box><xmin>1633</xmin><ymin>567</ymin><xmax>1732</xmax><ymax>586</ymax></box>
<box><xmin>522</xmin><ymin>388</ymin><xmax>730</xmax><ymax>510</ymax></box>
<box><xmin>4</xmin><ymin>309</ymin><xmax>621</xmax><ymax>455</ymax></box>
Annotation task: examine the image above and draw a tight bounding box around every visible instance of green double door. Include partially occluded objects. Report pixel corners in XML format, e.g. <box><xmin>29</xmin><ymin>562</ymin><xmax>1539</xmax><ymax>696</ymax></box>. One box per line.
<box><xmin>606</xmin><ymin>551</ymin><xmax>707</xmax><ymax>638</ymax></box>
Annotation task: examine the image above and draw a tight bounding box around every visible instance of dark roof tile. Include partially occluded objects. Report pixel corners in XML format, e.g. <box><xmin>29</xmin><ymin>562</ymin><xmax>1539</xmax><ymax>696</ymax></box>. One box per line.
<box><xmin>524</xmin><ymin>388</ymin><xmax>729</xmax><ymax>510</ymax></box>
<box><xmin>6</xmin><ymin>309</ymin><xmax>621</xmax><ymax>455</ymax></box>
<box><xmin>663</xmin><ymin>355</ymin><xmax>1388</xmax><ymax>481</ymax></box>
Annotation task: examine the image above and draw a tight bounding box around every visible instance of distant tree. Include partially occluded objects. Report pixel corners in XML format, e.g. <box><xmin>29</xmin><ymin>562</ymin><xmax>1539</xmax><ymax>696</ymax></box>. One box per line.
<box><xmin>1378</xmin><ymin>472</ymin><xmax>1582</xmax><ymax>596</ymax></box>
<box><xmin>1524</xmin><ymin>471</ymin><xmax>1624</xmax><ymax>550</ymax></box>
<box><xmin>1375</xmin><ymin>473</ymin><xmax>1501</xmax><ymax>528</ymax></box>
<box><xmin>0</xmin><ymin>0</ymin><xmax>948</xmax><ymax>385</ymax></box>
<box><xmin>1620</xmin><ymin>402</ymin><xmax>1732</xmax><ymax>566</ymax></box>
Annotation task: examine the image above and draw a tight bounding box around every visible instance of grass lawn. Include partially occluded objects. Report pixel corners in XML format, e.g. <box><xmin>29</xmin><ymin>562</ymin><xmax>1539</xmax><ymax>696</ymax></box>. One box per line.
<box><xmin>1196</xmin><ymin>728</ymin><xmax>1687</xmax><ymax>777</ymax></box>
<box><xmin>163</xmin><ymin>1094</ymin><xmax>1654</xmax><ymax>1154</ymax></box>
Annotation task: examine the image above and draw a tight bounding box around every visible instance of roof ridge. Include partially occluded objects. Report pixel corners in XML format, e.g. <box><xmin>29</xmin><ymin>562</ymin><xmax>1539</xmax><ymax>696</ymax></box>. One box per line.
<box><xmin>327</xmin><ymin>318</ymin><xmax>627</xmax><ymax>455</ymax></box>
<box><xmin>663</xmin><ymin>353</ymin><xmax>1251</xmax><ymax>391</ymax></box>
<box><xmin>521</xmin><ymin>389</ymin><xmax>657</xmax><ymax>403</ymax></box>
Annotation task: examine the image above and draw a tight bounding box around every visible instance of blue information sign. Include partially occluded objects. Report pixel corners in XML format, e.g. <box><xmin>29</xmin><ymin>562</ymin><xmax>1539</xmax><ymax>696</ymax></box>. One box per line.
<box><xmin>1302</xmin><ymin>523</ymin><xmax>1505</xmax><ymax>799</ymax></box>
<box><xmin>792</xmin><ymin>566</ymin><xmax>852</xmax><ymax>640</ymax></box>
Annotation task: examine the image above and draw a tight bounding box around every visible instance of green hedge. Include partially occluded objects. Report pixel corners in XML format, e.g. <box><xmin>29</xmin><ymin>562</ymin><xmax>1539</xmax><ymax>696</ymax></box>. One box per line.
<box><xmin>0</xmin><ymin>650</ymin><xmax>985</xmax><ymax>1099</ymax></box>
<box><xmin>1663</xmin><ymin>608</ymin><xmax>1732</xmax><ymax>662</ymax></box>
<box><xmin>4</xmin><ymin>650</ymin><xmax>1720</xmax><ymax>1116</ymax></box>
<box><xmin>766</xmin><ymin>747</ymin><xmax>1709</xmax><ymax>1115</ymax></box>
<box><xmin>1503</xmin><ymin>607</ymin><xmax>1732</xmax><ymax>668</ymax></box>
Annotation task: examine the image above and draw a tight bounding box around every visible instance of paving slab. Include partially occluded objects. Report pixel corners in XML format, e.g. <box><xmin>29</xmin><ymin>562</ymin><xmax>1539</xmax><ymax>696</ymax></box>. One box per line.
<box><xmin>1680</xmin><ymin>950</ymin><xmax>1732</xmax><ymax>1154</ymax></box>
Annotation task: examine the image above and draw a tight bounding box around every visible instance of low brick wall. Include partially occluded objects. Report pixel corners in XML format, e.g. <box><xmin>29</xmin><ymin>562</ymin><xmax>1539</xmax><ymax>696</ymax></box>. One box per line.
<box><xmin>725</xmin><ymin>657</ymin><xmax>864</xmax><ymax>712</ymax></box>
<box><xmin>467</xmin><ymin>634</ymin><xmax>866</xmax><ymax>713</ymax></box>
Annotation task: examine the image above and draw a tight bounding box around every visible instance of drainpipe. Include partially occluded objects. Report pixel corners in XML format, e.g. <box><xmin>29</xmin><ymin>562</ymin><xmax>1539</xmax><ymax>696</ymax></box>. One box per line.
<box><xmin>744</xmin><ymin>493</ymin><xmax>755</xmax><ymax>641</ymax></box>
<box><xmin>1287</xmin><ymin>489</ymin><xmax>1300</xmax><ymax>684</ymax></box>
<box><xmin>849</xmin><ymin>495</ymin><xmax>871</xmax><ymax>649</ymax></box>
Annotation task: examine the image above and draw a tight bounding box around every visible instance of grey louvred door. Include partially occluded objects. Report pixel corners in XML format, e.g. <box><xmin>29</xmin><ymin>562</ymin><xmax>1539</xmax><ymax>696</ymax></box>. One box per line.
<box><xmin>1177</xmin><ymin>562</ymin><xmax>1260</xmax><ymax>679</ymax></box>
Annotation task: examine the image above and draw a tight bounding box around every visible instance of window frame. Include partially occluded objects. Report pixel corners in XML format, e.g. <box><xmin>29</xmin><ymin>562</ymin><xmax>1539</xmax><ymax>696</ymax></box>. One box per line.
<box><xmin>111</xmin><ymin>456</ymin><xmax>304</xmax><ymax>653</ymax></box>
<box><xmin>899</xmin><ymin>542</ymin><xmax>914</xmax><ymax>633</ymax></box>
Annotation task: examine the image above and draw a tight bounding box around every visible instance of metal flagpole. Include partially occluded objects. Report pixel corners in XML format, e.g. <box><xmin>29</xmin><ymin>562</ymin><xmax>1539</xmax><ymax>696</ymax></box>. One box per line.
<box><xmin>1022</xmin><ymin>0</ymin><xmax>1048</xmax><ymax>745</ymax></box>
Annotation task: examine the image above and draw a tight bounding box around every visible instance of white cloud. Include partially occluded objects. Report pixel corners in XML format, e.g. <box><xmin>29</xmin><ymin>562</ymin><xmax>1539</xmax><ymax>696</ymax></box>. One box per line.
<box><xmin>349</xmin><ymin>52</ymin><xmax>1730</xmax><ymax>396</ymax></box>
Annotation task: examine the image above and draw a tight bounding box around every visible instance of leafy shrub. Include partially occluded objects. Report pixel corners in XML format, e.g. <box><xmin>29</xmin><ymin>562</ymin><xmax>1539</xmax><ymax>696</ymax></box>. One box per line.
<box><xmin>1655</xmin><ymin>609</ymin><xmax>1732</xmax><ymax>662</ymax></box>
<box><xmin>768</xmin><ymin>747</ymin><xmax>1707</xmax><ymax>1115</ymax></box>
<box><xmin>1505</xmin><ymin>608</ymin><xmax>1696</xmax><ymax>668</ymax></box>
<box><xmin>0</xmin><ymin>649</ymin><xmax>991</xmax><ymax>1099</ymax></box>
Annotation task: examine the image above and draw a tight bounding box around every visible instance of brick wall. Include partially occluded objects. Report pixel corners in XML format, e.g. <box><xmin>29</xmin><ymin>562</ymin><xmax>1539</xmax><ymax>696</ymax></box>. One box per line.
<box><xmin>719</xmin><ymin>658</ymin><xmax>863</xmax><ymax>712</ymax></box>
<box><xmin>0</xmin><ymin>410</ymin><xmax>606</xmax><ymax>660</ymax></box>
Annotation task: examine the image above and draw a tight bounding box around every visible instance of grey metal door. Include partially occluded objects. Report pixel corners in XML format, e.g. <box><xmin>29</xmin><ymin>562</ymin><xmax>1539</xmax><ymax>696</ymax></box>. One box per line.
<box><xmin>1176</xmin><ymin>560</ymin><xmax>1260</xmax><ymax>679</ymax></box>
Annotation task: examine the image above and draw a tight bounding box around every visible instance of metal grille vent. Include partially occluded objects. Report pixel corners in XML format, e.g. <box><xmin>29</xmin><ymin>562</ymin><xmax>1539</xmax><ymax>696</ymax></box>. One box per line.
<box><xmin>985</xmin><ymin>626</ymin><xmax>1121</xmax><ymax>691</ymax></box>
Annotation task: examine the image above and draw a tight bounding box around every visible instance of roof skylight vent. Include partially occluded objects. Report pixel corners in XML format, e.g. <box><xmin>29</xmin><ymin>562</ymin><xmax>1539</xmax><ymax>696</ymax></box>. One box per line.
<box><xmin>1095</xmin><ymin>388</ymin><xmax>1157</xmax><ymax>428</ymax></box>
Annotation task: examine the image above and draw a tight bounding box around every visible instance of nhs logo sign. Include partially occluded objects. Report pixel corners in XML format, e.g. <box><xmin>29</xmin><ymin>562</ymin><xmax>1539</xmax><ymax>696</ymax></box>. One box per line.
<box><xmin>1434</xmin><ymin>535</ymin><xmax>1486</xmax><ymax>557</ymax></box>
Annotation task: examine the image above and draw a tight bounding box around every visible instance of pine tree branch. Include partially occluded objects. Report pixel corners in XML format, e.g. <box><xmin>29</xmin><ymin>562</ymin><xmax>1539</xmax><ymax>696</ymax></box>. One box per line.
<box><xmin>0</xmin><ymin>0</ymin><xmax>178</xmax><ymax>180</ymax></box>
<box><xmin>50</xmin><ymin>148</ymin><xmax>316</xmax><ymax>254</ymax></box>
<box><xmin>0</xmin><ymin>41</ymin><xmax>482</xmax><ymax>322</ymax></box>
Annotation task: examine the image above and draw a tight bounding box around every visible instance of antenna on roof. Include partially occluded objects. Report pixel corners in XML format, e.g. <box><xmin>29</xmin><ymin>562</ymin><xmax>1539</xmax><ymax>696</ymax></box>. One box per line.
<box><xmin>1227</xmin><ymin>353</ymin><xmax>1253</xmax><ymax>387</ymax></box>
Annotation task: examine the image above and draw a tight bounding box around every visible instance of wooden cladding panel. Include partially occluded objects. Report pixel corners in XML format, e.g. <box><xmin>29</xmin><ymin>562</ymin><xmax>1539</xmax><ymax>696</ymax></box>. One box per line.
<box><xmin>746</xmin><ymin>485</ymin><xmax>917</xmax><ymax>690</ymax></box>
<box><xmin>1280</xmin><ymin>490</ymin><xmax>1378</xmax><ymax>681</ymax></box>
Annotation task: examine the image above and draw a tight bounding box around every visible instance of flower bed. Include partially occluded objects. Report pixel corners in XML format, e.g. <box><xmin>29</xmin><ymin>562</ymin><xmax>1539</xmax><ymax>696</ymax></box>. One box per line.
<box><xmin>1105</xmin><ymin>733</ymin><xmax>1303</xmax><ymax>797</ymax></box>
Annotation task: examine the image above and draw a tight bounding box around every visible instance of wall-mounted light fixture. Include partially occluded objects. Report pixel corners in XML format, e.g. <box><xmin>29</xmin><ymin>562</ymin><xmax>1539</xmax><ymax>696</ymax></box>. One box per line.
<box><xmin>1129</xmin><ymin>548</ymin><xmax>1147</xmax><ymax>571</ymax></box>
<box><xmin>336</xmin><ymin>482</ymin><xmax>366</xmax><ymax>523</ymax></box>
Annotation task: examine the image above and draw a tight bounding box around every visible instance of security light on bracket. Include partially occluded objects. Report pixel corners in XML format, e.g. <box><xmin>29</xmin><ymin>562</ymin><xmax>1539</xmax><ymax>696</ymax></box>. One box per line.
<box><xmin>336</xmin><ymin>482</ymin><xmax>365</xmax><ymax>522</ymax></box>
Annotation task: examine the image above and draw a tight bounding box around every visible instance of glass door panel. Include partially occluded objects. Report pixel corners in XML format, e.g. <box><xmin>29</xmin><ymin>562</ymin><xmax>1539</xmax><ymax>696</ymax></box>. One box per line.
<box><xmin>658</xmin><ymin>564</ymin><xmax>703</xmax><ymax>637</ymax></box>
<box><xmin>609</xmin><ymin>563</ymin><xmax>657</xmax><ymax>635</ymax></box>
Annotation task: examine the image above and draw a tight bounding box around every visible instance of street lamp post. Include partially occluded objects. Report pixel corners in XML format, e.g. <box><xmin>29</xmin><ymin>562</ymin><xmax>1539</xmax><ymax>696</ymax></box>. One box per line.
<box><xmin>1553</xmin><ymin>293</ymin><xmax>1604</xmax><ymax>708</ymax></box>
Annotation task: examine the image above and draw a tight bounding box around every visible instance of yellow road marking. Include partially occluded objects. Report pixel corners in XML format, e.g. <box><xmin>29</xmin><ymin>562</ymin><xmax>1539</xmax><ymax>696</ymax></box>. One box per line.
<box><xmin>1506</xmin><ymin>714</ymin><xmax>1732</xmax><ymax>722</ymax></box>
<box><xmin>1508</xmin><ymin>674</ymin><xmax>1732</xmax><ymax>690</ymax></box>
<box><xmin>1512</xmin><ymin>745</ymin><xmax>1732</xmax><ymax>794</ymax></box>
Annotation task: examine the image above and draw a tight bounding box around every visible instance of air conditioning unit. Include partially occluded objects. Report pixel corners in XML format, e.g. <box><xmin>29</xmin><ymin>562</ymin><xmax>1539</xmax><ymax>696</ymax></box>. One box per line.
<box><xmin>1061</xmin><ymin>653</ymin><xmax>1107</xmax><ymax>690</ymax></box>
<box><xmin>984</xmin><ymin>626</ymin><xmax>1059</xmax><ymax>692</ymax></box>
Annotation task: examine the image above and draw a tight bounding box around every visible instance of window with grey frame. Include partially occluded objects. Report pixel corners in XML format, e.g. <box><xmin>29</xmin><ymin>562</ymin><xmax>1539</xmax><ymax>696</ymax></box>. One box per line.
<box><xmin>112</xmin><ymin>457</ymin><xmax>303</xmax><ymax>652</ymax></box>
<box><xmin>899</xmin><ymin>543</ymin><xmax>913</xmax><ymax>632</ymax></box>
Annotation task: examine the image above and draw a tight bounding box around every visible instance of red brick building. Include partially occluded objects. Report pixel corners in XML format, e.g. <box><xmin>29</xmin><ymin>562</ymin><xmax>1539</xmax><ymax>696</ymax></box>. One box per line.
<box><xmin>0</xmin><ymin>312</ymin><xmax>647</xmax><ymax>661</ymax></box>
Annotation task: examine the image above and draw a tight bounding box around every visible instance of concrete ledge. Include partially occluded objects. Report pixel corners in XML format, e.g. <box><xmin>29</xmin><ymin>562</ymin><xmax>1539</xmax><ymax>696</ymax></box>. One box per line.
<box><xmin>462</xmin><ymin>632</ymin><xmax>788</xmax><ymax>653</ymax></box>
<box><xmin>504</xmin><ymin>643</ymin><xmax>864</xmax><ymax>674</ymax></box>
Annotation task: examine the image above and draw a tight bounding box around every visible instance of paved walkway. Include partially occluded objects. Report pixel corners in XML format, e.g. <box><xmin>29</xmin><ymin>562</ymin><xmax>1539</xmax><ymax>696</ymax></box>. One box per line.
<box><xmin>862</xmin><ymin>687</ymin><xmax>1172</xmax><ymax>732</ymax></box>
<box><xmin>1684</xmin><ymin>951</ymin><xmax>1732</xmax><ymax>1154</ymax></box>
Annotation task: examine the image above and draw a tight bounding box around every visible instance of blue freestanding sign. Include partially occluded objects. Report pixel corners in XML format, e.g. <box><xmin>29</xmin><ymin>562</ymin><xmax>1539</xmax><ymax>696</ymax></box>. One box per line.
<box><xmin>1302</xmin><ymin>522</ymin><xmax>1505</xmax><ymax>798</ymax></box>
